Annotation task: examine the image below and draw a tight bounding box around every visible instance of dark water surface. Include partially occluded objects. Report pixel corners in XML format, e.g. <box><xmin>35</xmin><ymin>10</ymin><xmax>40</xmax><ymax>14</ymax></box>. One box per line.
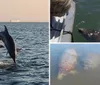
<box><xmin>51</xmin><ymin>44</ymin><xmax>100</xmax><ymax>85</ymax></box>
<box><xmin>0</xmin><ymin>22</ymin><xmax>49</xmax><ymax>85</ymax></box>
<box><xmin>73</xmin><ymin>0</ymin><xmax>100</xmax><ymax>42</ymax></box>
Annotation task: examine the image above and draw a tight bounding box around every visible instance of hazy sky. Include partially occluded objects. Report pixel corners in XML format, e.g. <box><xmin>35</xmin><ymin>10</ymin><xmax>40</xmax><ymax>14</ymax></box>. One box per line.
<box><xmin>0</xmin><ymin>0</ymin><xmax>48</xmax><ymax>22</ymax></box>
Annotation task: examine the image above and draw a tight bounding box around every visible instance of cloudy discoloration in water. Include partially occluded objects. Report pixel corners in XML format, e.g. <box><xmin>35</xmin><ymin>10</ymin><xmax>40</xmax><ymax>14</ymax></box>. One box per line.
<box><xmin>58</xmin><ymin>49</ymin><xmax>77</xmax><ymax>80</ymax></box>
<box><xmin>51</xmin><ymin>44</ymin><xmax>100</xmax><ymax>85</ymax></box>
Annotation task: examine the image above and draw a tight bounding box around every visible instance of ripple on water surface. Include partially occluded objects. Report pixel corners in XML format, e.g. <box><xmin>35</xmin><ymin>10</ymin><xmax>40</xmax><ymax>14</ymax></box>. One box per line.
<box><xmin>0</xmin><ymin>22</ymin><xmax>49</xmax><ymax>85</ymax></box>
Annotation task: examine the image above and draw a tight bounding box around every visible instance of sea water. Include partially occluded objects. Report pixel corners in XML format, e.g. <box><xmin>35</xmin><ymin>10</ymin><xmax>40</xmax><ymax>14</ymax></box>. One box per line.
<box><xmin>51</xmin><ymin>44</ymin><xmax>100</xmax><ymax>85</ymax></box>
<box><xmin>73</xmin><ymin>0</ymin><xmax>100</xmax><ymax>42</ymax></box>
<box><xmin>0</xmin><ymin>22</ymin><xmax>49</xmax><ymax>85</ymax></box>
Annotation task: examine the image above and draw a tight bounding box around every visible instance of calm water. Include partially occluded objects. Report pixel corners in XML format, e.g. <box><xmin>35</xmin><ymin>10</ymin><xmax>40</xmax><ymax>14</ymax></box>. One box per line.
<box><xmin>51</xmin><ymin>44</ymin><xmax>100</xmax><ymax>85</ymax></box>
<box><xmin>73</xmin><ymin>0</ymin><xmax>100</xmax><ymax>42</ymax></box>
<box><xmin>0</xmin><ymin>22</ymin><xmax>49</xmax><ymax>85</ymax></box>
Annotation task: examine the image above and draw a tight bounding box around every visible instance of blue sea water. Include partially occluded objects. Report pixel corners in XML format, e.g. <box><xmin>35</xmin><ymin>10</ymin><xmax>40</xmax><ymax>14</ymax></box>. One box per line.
<box><xmin>0</xmin><ymin>22</ymin><xmax>49</xmax><ymax>85</ymax></box>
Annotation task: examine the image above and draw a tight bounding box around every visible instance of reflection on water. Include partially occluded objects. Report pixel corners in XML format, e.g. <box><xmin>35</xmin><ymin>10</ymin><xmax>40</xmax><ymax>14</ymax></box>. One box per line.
<box><xmin>51</xmin><ymin>44</ymin><xmax>100</xmax><ymax>85</ymax></box>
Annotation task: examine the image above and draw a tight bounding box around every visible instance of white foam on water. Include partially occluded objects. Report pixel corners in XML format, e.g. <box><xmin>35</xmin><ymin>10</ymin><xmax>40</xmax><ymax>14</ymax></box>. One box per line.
<box><xmin>0</xmin><ymin>61</ymin><xmax>14</xmax><ymax>69</ymax></box>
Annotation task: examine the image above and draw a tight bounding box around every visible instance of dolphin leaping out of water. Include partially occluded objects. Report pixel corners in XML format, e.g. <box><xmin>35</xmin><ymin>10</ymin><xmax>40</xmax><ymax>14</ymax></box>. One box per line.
<box><xmin>0</xmin><ymin>25</ymin><xmax>16</xmax><ymax>63</ymax></box>
<box><xmin>78</xmin><ymin>28</ymin><xmax>100</xmax><ymax>42</ymax></box>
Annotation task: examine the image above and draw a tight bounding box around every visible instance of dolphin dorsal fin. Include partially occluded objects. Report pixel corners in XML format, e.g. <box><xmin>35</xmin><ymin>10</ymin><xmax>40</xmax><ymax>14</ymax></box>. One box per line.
<box><xmin>4</xmin><ymin>25</ymin><xmax>9</xmax><ymax>34</ymax></box>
